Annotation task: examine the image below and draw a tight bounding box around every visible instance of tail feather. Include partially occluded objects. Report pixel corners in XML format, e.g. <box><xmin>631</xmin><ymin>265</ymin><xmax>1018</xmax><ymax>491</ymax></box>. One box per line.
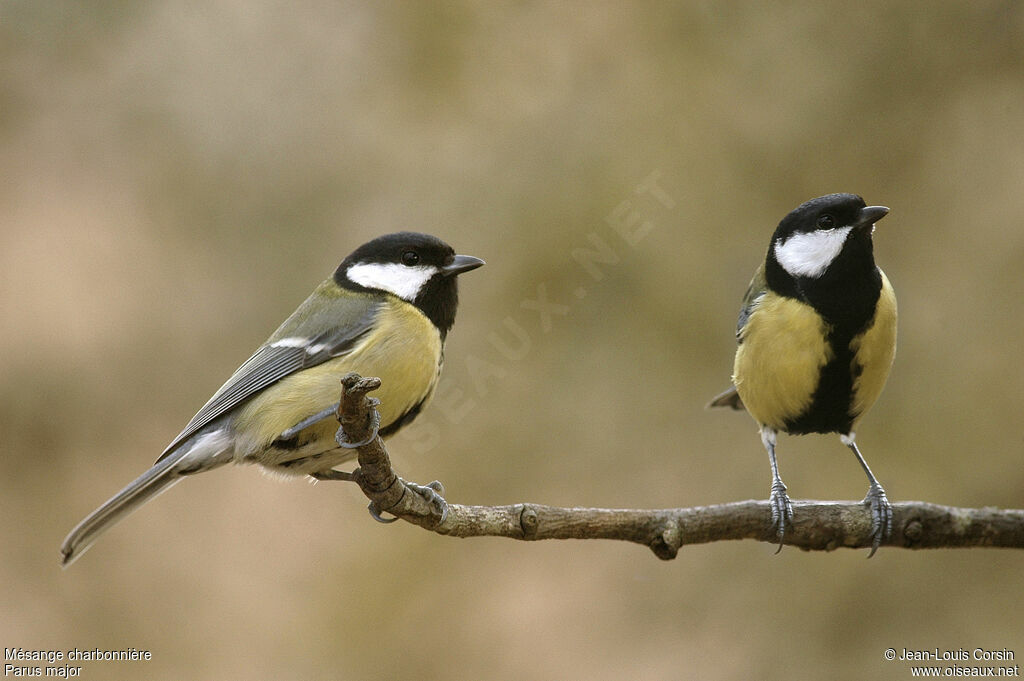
<box><xmin>61</xmin><ymin>425</ymin><xmax>235</xmax><ymax>567</ymax></box>
<box><xmin>708</xmin><ymin>385</ymin><xmax>745</xmax><ymax>411</ymax></box>
<box><xmin>60</xmin><ymin>457</ymin><xmax>184</xmax><ymax>568</ymax></box>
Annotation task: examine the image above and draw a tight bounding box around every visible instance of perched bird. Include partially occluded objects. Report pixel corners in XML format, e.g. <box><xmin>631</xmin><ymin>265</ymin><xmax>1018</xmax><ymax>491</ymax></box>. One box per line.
<box><xmin>61</xmin><ymin>232</ymin><xmax>484</xmax><ymax>566</ymax></box>
<box><xmin>710</xmin><ymin>194</ymin><xmax>896</xmax><ymax>555</ymax></box>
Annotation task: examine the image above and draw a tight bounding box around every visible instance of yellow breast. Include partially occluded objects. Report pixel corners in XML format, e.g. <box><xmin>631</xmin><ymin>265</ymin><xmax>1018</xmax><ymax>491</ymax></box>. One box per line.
<box><xmin>233</xmin><ymin>300</ymin><xmax>442</xmax><ymax>460</ymax></box>
<box><xmin>850</xmin><ymin>270</ymin><xmax>897</xmax><ymax>421</ymax></box>
<box><xmin>733</xmin><ymin>271</ymin><xmax>897</xmax><ymax>433</ymax></box>
<box><xmin>733</xmin><ymin>292</ymin><xmax>832</xmax><ymax>431</ymax></box>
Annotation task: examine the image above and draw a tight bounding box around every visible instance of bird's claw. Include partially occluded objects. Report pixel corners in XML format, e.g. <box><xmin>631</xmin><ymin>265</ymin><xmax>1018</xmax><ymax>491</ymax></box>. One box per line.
<box><xmin>367</xmin><ymin>500</ymin><xmax>399</xmax><ymax>524</ymax></box>
<box><xmin>365</xmin><ymin>478</ymin><xmax>448</xmax><ymax>525</ymax></box>
<box><xmin>401</xmin><ymin>478</ymin><xmax>449</xmax><ymax>524</ymax></box>
<box><xmin>769</xmin><ymin>480</ymin><xmax>794</xmax><ymax>553</ymax></box>
<box><xmin>863</xmin><ymin>482</ymin><xmax>893</xmax><ymax>558</ymax></box>
<box><xmin>335</xmin><ymin>398</ymin><xmax>381</xmax><ymax>449</ymax></box>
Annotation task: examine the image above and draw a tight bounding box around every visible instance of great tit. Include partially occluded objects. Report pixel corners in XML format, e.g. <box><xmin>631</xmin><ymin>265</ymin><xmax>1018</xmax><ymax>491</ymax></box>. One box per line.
<box><xmin>61</xmin><ymin>232</ymin><xmax>484</xmax><ymax>566</ymax></box>
<box><xmin>709</xmin><ymin>194</ymin><xmax>896</xmax><ymax>555</ymax></box>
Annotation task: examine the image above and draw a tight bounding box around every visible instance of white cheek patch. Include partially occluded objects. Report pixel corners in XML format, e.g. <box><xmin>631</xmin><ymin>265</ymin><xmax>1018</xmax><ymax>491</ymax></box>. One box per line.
<box><xmin>774</xmin><ymin>226</ymin><xmax>853</xmax><ymax>278</ymax></box>
<box><xmin>345</xmin><ymin>262</ymin><xmax>439</xmax><ymax>301</ymax></box>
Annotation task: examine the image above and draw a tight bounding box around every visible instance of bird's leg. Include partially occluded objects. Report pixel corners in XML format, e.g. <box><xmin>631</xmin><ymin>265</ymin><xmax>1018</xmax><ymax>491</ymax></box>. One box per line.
<box><xmin>841</xmin><ymin>433</ymin><xmax>892</xmax><ymax>558</ymax></box>
<box><xmin>279</xmin><ymin>402</ymin><xmax>366</xmax><ymax>481</ymax></box>
<box><xmin>278</xmin><ymin>403</ymin><xmax>341</xmax><ymax>441</ymax></box>
<box><xmin>288</xmin><ymin>391</ymin><xmax>445</xmax><ymax>524</ymax></box>
<box><xmin>762</xmin><ymin>427</ymin><xmax>793</xmax><ymax>553</ymax></box>
<box><xmin>310</xmin><ymin>469</ymin><xmax>355</xmax><ymax>482</ymax></box>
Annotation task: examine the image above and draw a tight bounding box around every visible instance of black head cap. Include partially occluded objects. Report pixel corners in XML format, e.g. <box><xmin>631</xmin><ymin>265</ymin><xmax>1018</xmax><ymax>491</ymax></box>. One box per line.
<box><xmin>772</xmin><ymin>193</ymin><xmax>870</xmax><ymax>243</ymax></box>
<box><xmin>338</xmin><ymin>232</ymin><xmax>456</xmax><ymax>270</ymax></box>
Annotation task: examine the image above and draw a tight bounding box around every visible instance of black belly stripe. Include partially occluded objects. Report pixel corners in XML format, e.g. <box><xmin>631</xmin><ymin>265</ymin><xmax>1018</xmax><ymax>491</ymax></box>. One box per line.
<box><xmin>378</xmin><ymin>397</ymin><xmax>428</xmax><ymax>438</ymax></box>
<box><xmin>784</xmin><ymin>329</ymin><xmax>858</xmax><ymax>435</ymax></box>
<box><xmin>784</xmin><ymin>269</ymin><xmax>882</xmax><ymax>436</ymax></box>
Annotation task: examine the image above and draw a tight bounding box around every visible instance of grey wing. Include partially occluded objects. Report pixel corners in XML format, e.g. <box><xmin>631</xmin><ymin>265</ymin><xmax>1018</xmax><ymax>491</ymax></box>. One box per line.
<box><xmin>735</xmin><ymin>262</ymin><xmax>767</xmax><ymax>341</ymax></box>
<box><xmin>156</xmin><ymin>295</ymin><xmax>381</xmax><ymax>462</ymax></box>
<box><xmin>707</xmin><ymin>264</ymin><xmax>767</xmax><ymax>411</ymax></box>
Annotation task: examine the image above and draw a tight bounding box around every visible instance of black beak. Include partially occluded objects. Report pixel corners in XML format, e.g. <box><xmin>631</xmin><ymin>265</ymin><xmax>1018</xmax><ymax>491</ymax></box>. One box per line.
<box><xmin>442</xmin><ymin>254</ymin><xmax>485</xmax><ymax>277</ymax></box>
<box><xmin>858</xmin><ymin>205</ymin><xmax>890</xmax><ymax>227</ymax></box>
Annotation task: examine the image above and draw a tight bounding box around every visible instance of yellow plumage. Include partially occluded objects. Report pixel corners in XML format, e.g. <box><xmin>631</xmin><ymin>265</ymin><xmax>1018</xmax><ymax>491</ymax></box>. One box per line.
<box><xmin>850</xmin><ymin>271</ymin><xmax>897</xmax><ymax>421</ymax></box>
<box><xmin>711</xmin><ymin>194</ymin><xmax>896</xmax><ymax>554</ymax></box>
<box><xmin>60</xmin><ymin>231</ymin><xmax>483</xmax><ymax>567</ymax></box>
<box><xmin>733</xmin><ymin>293</ymin><xmax>832</xmax><ymax>432</ymax></box>
<box><xmin>732</xmin><ymin>270</ymin><xmax>896</xmax><ymax>433</ymax></box>
<box><xmin>234</xmin><ymin>299</ymin><xmax>442</xmax><ymax>472</ymax></box>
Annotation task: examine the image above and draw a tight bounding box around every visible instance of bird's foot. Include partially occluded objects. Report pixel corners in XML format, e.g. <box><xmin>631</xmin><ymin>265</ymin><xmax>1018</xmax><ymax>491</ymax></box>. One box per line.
<box><xmin>769</xmin><ymin>479</ymin><xmax>794</xmax><ymax>553</ymax></box>
<box><xmin>401</xmin><ymin>478</ymin><xmax>449</xmax><ymax>524</ymax></box>
<box><xmin>862</xmin><ymin>482</ymin><xmax>893</xmax><ymax>558</ymax></box>
<box><xmin>365</xmin><ymin>478</ymin><xmax>448</xmax><ymax>525</ymax></box>
<box><xmin>335</xmin><ymin>397</ymin><xmax>381</xmax><ymax>449</ymax></box>
<box><xmin>309</xmin><ymin>468</ymin><xmax>393</xmax><ymax>522</ymax></box>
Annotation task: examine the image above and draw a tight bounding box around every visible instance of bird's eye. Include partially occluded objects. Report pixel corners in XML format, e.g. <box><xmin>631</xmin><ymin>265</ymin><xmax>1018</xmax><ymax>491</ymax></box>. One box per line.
<box><xmin>816</xmin><ymin>215</ymin><xmax>835</xmax><ymax>230</ymax></box>
<box><xmin>401</xmin><ymin>250</ymin><xmax>420</xmax><ymax>266</ymax></box>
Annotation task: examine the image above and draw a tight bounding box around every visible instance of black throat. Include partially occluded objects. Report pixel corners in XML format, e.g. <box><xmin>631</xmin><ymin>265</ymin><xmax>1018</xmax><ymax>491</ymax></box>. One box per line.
<box><xmin>411</xmin><ymin>274</ymin><xmax>459</xmax><ymax>341</ymax></box>
<box><xmin>768</xmin><ymin>232</ymin><xmax>883</xmax><ymax>435</ymax></box>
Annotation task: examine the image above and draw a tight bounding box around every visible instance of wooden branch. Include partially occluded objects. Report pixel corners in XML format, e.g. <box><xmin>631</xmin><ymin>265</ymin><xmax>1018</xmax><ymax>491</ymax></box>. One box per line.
<box><xmin>335</xmin><ymin>374</ymin><xmax>1024</xmax><ymax>558</ymax></box>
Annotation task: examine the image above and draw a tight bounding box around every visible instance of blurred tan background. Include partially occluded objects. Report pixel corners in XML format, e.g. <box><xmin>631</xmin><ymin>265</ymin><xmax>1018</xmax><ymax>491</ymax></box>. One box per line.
<box><xmin>3</xmin><ymin>2</ymin><xmax>1023</xmax><ymax>680</ymax></box>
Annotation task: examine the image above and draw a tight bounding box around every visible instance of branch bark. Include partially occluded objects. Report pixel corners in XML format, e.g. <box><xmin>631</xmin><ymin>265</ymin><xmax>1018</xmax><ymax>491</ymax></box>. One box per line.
<box><xmin>334</xmin><ymin>374</ymin><xmax>1024</xmax><ymax>559</ymax></box>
